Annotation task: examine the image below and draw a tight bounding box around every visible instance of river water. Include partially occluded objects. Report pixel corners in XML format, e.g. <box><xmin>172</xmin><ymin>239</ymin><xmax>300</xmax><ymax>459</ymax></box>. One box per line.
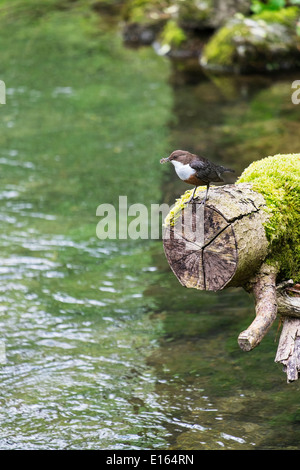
<box><xmin>0</xmin><ymin>6</ymin><xmax>300</xmax><ymax>450</ymax></box>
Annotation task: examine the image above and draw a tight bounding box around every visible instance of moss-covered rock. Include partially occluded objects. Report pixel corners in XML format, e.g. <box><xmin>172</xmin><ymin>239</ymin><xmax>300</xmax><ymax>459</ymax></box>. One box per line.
<box><xmin>178</xmin><ymin>0</ymin><xmax>251</xmax><ymax>29</ymax></box>
<box><xmin>177</xmin><ymin>0</ymin><xmax>214</xmax><ymax>28</ymax></box>
<box><xmin>200</xmin><ymin>6</ymin><xmax>300</xmax><ymax>73</ymax></box>
<box><xmin>122</xmin><ymin>0</ymin><xmax>251</xmax><ymax>49</ymax></box>
<box><xmin>158</xmin><ymin>19</ymin><xmax>187</xmax><ymax>48</ymax></box>
<box><xmin>122</xmin><ymin>0</ymin><xmax>169</xmax><ymax>24</ymax></box>
<box><xmin>237</xmin><ymin>153</ymin><xmax>300</xmax><ymax>282</ymax></box>
<box><xmin>123</xmin><ymin>0</ymin><xmax>250</xmax><ymax>28</ymax></box>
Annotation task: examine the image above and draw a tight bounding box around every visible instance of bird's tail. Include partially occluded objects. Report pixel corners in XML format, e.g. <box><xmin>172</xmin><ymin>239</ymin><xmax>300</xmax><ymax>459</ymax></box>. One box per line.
<box><xmin>222</xmin><ymin>167</ymin><xmax>235</xmax><ymax>173</ymax></box>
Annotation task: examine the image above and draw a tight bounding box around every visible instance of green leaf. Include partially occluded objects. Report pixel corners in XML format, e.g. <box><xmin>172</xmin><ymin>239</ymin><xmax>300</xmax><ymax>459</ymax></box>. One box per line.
<box><xmin>268</xmin><ymin>0</ymin><xmax>286</xmax><ymax>10</ymax></box>
<box><xmin>251</xmin><ymin>0</ymin><xmax>287</xmax><ymax>13</ymax></box>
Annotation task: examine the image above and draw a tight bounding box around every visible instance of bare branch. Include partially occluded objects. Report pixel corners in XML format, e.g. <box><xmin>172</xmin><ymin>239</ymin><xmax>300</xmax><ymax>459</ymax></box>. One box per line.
<box><xmin>238</xmin><ymin>264</ymin><xmax>278</xmax><ymax>351</ymax></box>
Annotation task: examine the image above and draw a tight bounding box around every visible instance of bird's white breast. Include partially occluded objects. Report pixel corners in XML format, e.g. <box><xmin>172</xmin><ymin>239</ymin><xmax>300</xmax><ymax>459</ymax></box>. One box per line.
<box><xmin>171</xmin><ymin>160</ymin><xmax>196</xmax><ymax>181</ymax></box>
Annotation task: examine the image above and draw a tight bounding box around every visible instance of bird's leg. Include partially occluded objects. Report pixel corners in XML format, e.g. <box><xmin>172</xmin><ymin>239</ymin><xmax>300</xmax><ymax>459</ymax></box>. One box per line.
<box><xmin>187</xmin><ymin>186</ymin><xmax>197</xmax><ymax>203</ymax></box>
<box><xmin>200</xmin><ymin>184</ymin><xmax>210</xmax><ymax>206</ymax></box>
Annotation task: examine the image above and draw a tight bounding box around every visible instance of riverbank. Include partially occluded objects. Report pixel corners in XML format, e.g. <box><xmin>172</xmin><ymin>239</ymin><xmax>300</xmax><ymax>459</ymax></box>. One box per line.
<box><xmin>121</xmin><ymin>0</ymin><xmax>300</xmax><ymax>73</ymax></box>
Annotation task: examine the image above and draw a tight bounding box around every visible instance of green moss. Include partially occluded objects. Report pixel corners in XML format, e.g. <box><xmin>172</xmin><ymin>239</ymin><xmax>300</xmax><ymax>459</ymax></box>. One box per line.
<box><xmin>253</xmin><ymin>5</ymin><xmax>299</xmax><ymax>26</ymax></box>
<box><xmin>201</xmin><ymin>6</ymin><xmax>299</xmax><ymax>71</ymax></box>
<box><xmin>201</xmin><ymin>23</ymin><xmax>242</xmax><ymax>68</ymax></box>
<box><xmin>164</xmin><ymin>186</ymin><xmax>207</xmax><ymax>227</ymax></box>
<box><xmin>237</xmin><ymin>154</ymin><xmax>300</xmax><ymax>281</ymax></box>
<box><xmin>160</xmin><ymin>19</ymin><xmax>187</xmax><ymax>47</ymax></box>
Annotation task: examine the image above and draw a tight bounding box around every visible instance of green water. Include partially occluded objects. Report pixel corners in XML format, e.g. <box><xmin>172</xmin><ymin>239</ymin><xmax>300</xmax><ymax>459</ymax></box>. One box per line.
<box><xmin>0</xmin><ymin>1</ymin><xmax>300</xmax><ymax>450</ymax></box>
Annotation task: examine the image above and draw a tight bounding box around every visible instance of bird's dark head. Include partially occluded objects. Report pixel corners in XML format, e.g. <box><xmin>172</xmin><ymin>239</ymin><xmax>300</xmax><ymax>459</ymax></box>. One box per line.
<box><xmin>160</xmin><ymin>150</ymin><xmax>190</xmax><ymax>164</ymax></box>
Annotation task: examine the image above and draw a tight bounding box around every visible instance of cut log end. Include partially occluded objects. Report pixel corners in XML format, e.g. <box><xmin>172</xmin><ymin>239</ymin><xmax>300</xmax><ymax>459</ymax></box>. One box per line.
<box><xmin>238</xmin><ymin>331</ymin><xmax>260</xmax><ymax>352</ymax></box>
<box><xmin>163</xmin><ymin>184</ymin><xmax>269</xmax><ymax>292</ymax></box>
<box><xmin>163</xmin><ymin>203</ymin><xmax>237</xmax><ymax>291</ymax></box>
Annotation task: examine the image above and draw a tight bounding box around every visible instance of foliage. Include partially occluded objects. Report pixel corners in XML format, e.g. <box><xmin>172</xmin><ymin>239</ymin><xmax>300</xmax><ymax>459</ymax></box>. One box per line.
<box><xmin>251</xmin><ymin>0</ymin><xmax>286</xmax><ymax>14</ymax></box>
<box><xmin>251</xmin><ymin>0</ymin><xmax>300</xmax><ymax>13</ymax></box>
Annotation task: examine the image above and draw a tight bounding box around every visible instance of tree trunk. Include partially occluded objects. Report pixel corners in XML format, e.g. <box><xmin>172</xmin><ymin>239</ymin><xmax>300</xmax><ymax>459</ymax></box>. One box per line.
<box><xmin>162</xmin><ymin>159</ymin><xmax>299</xmax><ymax>379</ymax></box>
<box><xmin>238</xmin><ymin>263</ymin><xmax>278</xmax><ymax>351</ymax></box>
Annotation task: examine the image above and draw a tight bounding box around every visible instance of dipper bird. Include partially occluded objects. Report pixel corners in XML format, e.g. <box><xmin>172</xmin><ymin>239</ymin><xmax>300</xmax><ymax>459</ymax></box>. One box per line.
<box><xmin>160</xmin><ymin>149</ymin><xmax>234</xmax><ymax>204</ymax></box>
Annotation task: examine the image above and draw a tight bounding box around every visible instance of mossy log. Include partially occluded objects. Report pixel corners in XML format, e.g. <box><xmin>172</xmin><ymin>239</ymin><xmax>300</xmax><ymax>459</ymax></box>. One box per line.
<box><xmin>162</xmin><ymin>153</ymin><xmax>300</xmax><ymax>369</ymax></box>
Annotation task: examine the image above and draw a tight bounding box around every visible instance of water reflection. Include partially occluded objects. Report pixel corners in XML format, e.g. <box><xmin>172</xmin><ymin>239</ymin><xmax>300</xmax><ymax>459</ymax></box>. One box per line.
<box><xmin>149</xmin><ymin>69</ymin><xmax>300</xmax><ymax>450</ymax></box>
<box><xmin>0</xmin><ymin>10</ymin><xmax>300</xmax><ymax>449</ymax></box>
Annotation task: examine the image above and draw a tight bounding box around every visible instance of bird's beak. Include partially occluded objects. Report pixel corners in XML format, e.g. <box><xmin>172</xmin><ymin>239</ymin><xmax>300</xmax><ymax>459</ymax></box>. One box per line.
<box><xmin>160</xmin><ymin>157</ymin><xmax>169</xmax><ymax>164</ymax></box>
